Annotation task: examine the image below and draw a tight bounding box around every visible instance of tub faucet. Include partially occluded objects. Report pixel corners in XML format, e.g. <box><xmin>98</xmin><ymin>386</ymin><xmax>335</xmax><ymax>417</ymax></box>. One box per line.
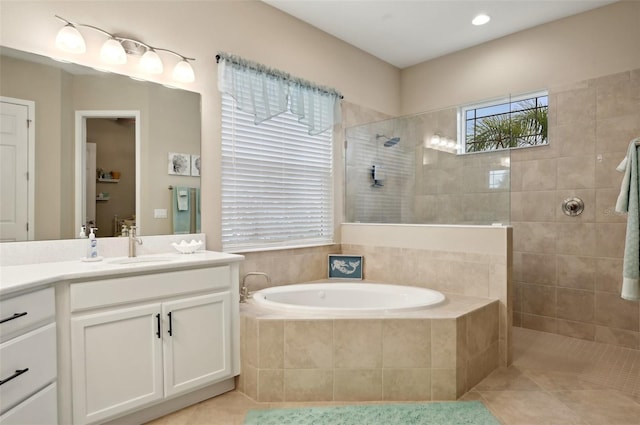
<box><xmin>128</xmin><ymin>226</ymin><xmax>143</xmax><ymax>257</ymax></box>
<box><xmin>241</xmin><ymin>272</ymin><xmax>271</xmax><ymax>302</ymax></box>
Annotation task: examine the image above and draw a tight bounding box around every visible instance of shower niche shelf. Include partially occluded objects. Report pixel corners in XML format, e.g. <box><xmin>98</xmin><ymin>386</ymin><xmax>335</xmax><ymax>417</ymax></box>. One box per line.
<box><xmin>97</xmin><ymin>178</ymin><xmax>120</xmax><ymax>183</ymax></box>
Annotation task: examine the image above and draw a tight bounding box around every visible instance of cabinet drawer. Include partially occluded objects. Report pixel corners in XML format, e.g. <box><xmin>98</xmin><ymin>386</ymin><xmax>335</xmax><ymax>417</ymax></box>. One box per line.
<box><xmin>0</xmin><ymin>287</ymin><xmax>55</xmax><ymax>343</ymax></box>
<box><xmin>70</xmin><ymin>266</ymin><xmax>231</xmax><ymax>312</ymax></box>
<box><xmin>0</xmin><ymin>382</ymin><xmax>57</xmax><ymax>425</ymax></box>
<box><xmin>0</xmin><ymin>323</ymin><xmax>57</xmax><ymax>414</ymax></box>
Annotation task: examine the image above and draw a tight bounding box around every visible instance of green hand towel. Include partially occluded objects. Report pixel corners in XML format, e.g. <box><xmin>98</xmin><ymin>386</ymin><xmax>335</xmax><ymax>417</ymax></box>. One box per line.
<box><xmin>173</xmin><ymin>186</ymin><xmax>191</xmax><ymax>234</ymax></box>
<box><xmin>615</xmin><ymin>138</ymin><xmax>640</xmax><ymax>301</ymax></box>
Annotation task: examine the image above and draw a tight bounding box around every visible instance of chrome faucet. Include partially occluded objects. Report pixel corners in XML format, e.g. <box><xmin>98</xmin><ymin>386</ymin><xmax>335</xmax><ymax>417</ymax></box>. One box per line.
<box><xmin>128</xmin><ymin>226</ymin><xmax>143</xmax><ymax>257</ymax></box>
<box><xmin>240</xmin><ymin>272</ymin><xmax>271</xmax><ymax>302</ymax></box>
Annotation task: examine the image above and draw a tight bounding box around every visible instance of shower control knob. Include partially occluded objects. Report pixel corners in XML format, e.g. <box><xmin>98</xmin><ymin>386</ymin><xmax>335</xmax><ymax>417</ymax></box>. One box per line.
<box><xmin>562</xmin><ymin>197</ymin><xmax>584</xmax><ymax>217</ymax></box>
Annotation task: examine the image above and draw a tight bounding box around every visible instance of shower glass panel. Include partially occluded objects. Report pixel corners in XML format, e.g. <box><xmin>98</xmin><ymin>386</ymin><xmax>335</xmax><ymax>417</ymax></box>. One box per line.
<box><xmin>345</xmin><ymin>106</ymin><xmax>511</xmax><ymax>225</ymax></box>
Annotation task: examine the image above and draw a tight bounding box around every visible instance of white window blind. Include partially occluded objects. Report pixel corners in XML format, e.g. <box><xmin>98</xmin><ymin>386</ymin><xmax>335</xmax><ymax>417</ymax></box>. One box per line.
<box><xmin>221</xmin><ymin>93</ymin><xmax>333</xmax><ymax>252</ymax></box>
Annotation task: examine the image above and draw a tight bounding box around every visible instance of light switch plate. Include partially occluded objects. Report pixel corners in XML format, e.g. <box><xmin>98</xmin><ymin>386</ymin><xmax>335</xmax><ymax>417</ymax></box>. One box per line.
<box><xmin>154</xmin><ymin>208</ymin><xmax>168</xmax><ymax>219</ymax></box>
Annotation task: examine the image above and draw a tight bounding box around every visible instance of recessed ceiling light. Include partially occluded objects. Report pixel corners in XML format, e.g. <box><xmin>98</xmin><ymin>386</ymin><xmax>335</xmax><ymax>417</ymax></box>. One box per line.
<box><xmin>472</xmin><ymin>14</ymin><xmax>491</xmax><ymax>26</ymax></box>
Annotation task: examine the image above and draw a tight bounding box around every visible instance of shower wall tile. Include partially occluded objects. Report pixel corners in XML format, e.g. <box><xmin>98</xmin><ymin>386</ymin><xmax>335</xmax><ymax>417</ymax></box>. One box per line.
<box><xmin>595</xmin><ymin>223</ymin><xmax>626</xmax><ymax>258</ymax></box>
<box><xmin>520</xmin><ymin>159</ymin><xmax>557</xmax><ymax>191</ymax></box>
<box><xmin>594</xmin><ymin>326</ymin><xmax>639</xmax><ymax>350</ymax></box>
<box><xmin>596</xmin><ymin>114</ymin><xmax>640</xmax><ymax>152</ymax></box>
<box><xmin>556</xmin><ymin>319</ymin><xmax>596</xmax><ymax>341</ymax></box>
<box><xmin>516</xmin><ymin>252</ymin><xmax>556</xmax><ymax>286</ymax></box>
<box><xmin>556</xmin><ymin>155</ymin><xmax>595</xmax><ymax>189</ymax></box>
<box><xmin>512</xmin><ymin>222</ymin><xmax>557</xmax><ymax>254</ymax></box>
<box><xmin>595</xmin><ymin>188</ymin><xmax>627</xmax><ymax>223</ymax></box>
<box><xmin>594</xmin><ymin>292</ymin><xmax>639</xmax><ymax>332</ymax></box>
<box><xmin>596</xmin><ymin>78</ymin><xmax>640</xmax><ymax>120</ymax></box>
<box><xmin>595</xmin><ymin>151</ymin><xmax>627</xmax><ymax>189</ymax></box>
<box><xmin>555</xmin><ymin>223</ymin><xmax>596</xmax><ymax>256</ymax></box>
<box><xmin>556</xmin><ymin>87</ymin><xmax>596</xmax><ymax>125</ymax></box>
<box><xmin>556</xmin><ymin>255</ymin><xmax>595</xmax><ymax>290</ymax></box>
<box><xmin>520</xmin><ymin>191</ymin><xmax>556</xmax><ymax>221</ymax></box>
<box><xmin>521</xmin><ymin>313</ymin><xmax>557</xmax><ymax>334</ymax></box>
<box><xmin>556</xmin><ymin>121</ymin><xmax>596</xmax><ymax>157</ymax></box>
<box><xmin>595</xmin><ymin>258</ymin><xmax>624</xmax><ymax>293</ymax></box>
<box><xmin>521</xmin><ymin>284</ymin><xmax>556</xmax><ymax>317</ymax></box>
<box><xmin>556</xmin><ymin>288</ymin><xmax>595</xmax><ymax>323</ymax></box>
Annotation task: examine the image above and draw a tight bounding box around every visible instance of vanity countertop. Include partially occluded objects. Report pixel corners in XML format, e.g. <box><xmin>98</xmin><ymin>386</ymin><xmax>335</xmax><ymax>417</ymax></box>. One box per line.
<box><xmin>0</xmin><ymin>251</ymin><xmax>244</xmax><ymax>297</ymax></box>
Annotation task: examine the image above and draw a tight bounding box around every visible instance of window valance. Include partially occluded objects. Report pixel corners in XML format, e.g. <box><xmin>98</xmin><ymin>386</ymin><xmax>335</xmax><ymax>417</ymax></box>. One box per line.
<box><xmin>217</xmin><ymin>52</ymin><xmax>342</xmax><ymax>135</ymax></box>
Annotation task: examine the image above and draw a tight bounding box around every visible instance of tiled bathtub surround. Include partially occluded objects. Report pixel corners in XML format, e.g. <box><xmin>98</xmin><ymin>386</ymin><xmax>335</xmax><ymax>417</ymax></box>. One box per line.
<box><xmin>512</xmin><ymin>68</ymin><xmax>640</xmax><ymax>349</ymax></box>
<box><xmin>238</xmin><ymin>296</ymin><xmax>499</xmax><ymax>402</ymax></box>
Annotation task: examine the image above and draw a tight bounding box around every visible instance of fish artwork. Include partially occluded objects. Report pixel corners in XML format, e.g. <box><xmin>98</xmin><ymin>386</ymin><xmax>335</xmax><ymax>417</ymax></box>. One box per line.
<box><xmin>331</xmin><ymin>259</ymin><xmax>361</xmax><ymax>275</ymax></box>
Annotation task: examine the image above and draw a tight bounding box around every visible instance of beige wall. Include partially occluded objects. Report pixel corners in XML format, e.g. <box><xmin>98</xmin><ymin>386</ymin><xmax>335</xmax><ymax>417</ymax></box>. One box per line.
<box><xmin>0</xmin><ymin>56</ymin><xmax>63</xmax><ymax>240</ymax></box>
<box><xmin>0</xmin><ymin>0</ymin><xmax>401</xmax><ymax>250</ymax></box>
<box><xmin>401</xmin><ymin>1</ymin><xmax>640</xmax><ymax>115</ymax></box>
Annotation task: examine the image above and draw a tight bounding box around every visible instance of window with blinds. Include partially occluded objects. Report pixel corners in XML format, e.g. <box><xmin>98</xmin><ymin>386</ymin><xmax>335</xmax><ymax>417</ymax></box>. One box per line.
<box><xmin>221</xmin><ymin>94</ymin><xmax>334</xmax><ymax>252</ymax></box>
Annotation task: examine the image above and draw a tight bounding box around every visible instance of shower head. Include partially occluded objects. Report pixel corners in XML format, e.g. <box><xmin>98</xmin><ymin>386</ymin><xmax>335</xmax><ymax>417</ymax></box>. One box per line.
<box><xmin>376</xmin><ymin>134</ymin><xmax>400</xmax><ymax>147</ymax></box>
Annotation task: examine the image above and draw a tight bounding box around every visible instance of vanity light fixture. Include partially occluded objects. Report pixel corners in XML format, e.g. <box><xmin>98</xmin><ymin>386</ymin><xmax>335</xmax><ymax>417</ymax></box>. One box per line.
<box><xmin>472</xmin><ymin>13</ymin><xmax>491</xmax><ymax>26</ymax></box>
<box><xmin>54</xmin><ymin>15</ymin><xmax>195</xmax><ymax>83</ymax></box>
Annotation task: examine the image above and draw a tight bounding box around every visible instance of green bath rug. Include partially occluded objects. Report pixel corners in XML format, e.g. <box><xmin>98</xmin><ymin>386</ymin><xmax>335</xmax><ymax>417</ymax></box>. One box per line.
<box><xmin>243</xmin><ymin>401</ymin><xmax>501</xmax><ymax>425</ymax></box>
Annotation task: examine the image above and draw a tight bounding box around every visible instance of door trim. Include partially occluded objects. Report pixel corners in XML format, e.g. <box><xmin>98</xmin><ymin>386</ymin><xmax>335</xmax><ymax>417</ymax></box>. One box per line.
<box><xmin>74</xmin><ymin>110</ymin><xmax>141</xmax><ymax>235</ymax></box>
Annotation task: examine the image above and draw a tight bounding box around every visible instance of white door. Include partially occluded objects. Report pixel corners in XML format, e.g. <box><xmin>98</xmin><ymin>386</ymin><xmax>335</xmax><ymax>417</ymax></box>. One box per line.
<box><xmin>71</xmin><ymin>303</ymin><xmax>163</xmax><ymax>425</ymax></box>
<box><xmin>162</xmin><ymin>292</ymin><xmax>232</xmax><ymax>397</ymax></box>
<box><xmin>0</xmin><ymin>100</ymin><xmax>31</xmax><ymax>241</ymax></box>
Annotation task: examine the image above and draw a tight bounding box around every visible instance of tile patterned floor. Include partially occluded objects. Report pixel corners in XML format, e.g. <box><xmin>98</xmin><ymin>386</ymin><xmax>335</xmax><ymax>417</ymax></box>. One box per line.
<box><xmin>147</xmin><ymin>327</ymin><xmax>640</xmax><ymax>425</ymax></box>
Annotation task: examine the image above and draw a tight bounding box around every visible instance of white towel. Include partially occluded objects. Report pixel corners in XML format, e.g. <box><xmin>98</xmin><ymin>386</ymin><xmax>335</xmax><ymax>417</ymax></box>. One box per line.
<box><xmin>615</xmin><ymin>137</ymin><xmax>640</xmax><ymax>301</ymax></box>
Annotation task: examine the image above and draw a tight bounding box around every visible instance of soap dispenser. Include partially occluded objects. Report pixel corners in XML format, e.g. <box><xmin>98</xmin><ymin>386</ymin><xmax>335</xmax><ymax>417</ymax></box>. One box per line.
<box><xmin>79</xmin><ymin>225</ymin><xmax>87</xmax><ymax>238</ymax></box>
<box><xmin>88</xmin><ymin>227</ymin><xmax>100</xmax><ymax>260</ymax></box>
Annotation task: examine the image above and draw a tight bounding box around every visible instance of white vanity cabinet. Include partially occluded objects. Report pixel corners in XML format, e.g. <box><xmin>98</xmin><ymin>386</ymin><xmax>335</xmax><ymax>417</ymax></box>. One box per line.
<box><xmin>68</xmin><ymin>265</ymin><xmax>234</xmax><ymax>425</ymax></box>
<box><xmin>0</xmin><ymin>287</ymin><xmax>58</xmax><ymax>425</ymax></box>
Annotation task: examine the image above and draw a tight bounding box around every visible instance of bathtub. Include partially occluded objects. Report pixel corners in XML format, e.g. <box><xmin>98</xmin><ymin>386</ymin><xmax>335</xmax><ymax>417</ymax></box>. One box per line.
<box><xmin>250</xmin><ymin>281</ymin><xmax>445</xmax><ymax>315</ymax></box>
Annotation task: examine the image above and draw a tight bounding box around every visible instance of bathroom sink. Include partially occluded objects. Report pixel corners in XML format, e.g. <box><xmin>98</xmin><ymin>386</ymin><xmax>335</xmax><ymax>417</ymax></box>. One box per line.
<box><xmin>108</xmin><ymin>256</ymin><xmax>177</xmax><ymax>265</ymax></box>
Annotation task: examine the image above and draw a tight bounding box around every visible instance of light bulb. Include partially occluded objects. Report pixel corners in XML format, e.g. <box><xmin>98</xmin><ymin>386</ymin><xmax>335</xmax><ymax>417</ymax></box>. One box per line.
<box><xmin>100</xmin><ymin>38</ymin><xmax>127</xmax><ymax>65</ymax></box>
<box><xmin>55</xmin><ymin>24</ymin><xmax>86</xmax><ymax>54</ymax></box>
<box><xmin>472</xmin><ymin>14</ymin><xmax>491</xmax><ymax>26</ymax></box>
<box><xmin>172</xmin><ymin>59</ymin><xmax>195</xmax><ymax>83</ymax></box>
<box><xmin>139</xmin><ymin>49</ymin><xmax>163</xmax><ymax>74</ymax></box>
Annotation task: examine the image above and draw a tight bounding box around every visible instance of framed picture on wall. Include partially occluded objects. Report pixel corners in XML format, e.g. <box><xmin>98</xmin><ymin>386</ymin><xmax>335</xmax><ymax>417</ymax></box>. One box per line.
<box><xmin>191</xmin><ymin>154</ymin><xmax>201</xmax><ymax>177</ymax></box>
<box><xmin>168</xmin><ymin>152</ymin><xmax>191</xmax><ymax>176</ymax></box>
<box><xmin>328</xmin><ymin>254</ymin><xmax>363</xmax><ymax>279</ymax></box>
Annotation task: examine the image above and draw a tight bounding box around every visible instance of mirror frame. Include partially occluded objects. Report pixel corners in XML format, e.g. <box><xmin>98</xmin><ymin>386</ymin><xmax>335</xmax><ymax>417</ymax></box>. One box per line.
<box><xmin>74</xmin><ymin>110</ymin><xmax>141</xmax><ymax>236</ymax></box>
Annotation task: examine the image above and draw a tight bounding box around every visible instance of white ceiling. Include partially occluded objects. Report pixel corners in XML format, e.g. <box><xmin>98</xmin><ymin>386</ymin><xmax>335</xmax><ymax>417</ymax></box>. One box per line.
<box><xmin>264</xmin><ymin>0</ymin><xmax>617</xmax><ymax>68</ymax></box>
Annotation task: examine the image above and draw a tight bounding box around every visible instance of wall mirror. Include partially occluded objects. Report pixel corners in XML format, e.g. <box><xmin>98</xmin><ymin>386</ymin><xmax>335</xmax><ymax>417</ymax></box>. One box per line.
<box><xmin>0</xmin><ymin>46</ymin><xmax>201</xmax><ymax>242</ymax></box>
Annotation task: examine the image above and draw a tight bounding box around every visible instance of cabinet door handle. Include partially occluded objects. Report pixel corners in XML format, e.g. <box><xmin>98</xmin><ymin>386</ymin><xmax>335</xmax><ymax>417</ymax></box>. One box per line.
<box><xmin>155</xmin><ymin>314</ymin><xmax>161</xmax><ymax>339</ymax></box>
<box><xmin>0</xmin><ymin>368</ymin><xmax>29</xmax><ymax>386</ymax></box>
<box><xmin>0</xmin><ymin>312</ymin><xmax>28</xmax><ymax>324</ymax></box>
<box><xmin>167</xmin><ymin>312</ymin><xmax>173</xmax><ymax>336</ymax></box>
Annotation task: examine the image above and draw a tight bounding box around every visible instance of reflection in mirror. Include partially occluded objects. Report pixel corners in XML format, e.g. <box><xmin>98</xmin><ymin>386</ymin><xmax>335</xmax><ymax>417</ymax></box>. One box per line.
<box><xmin>0</xmin><ymin>46</ymin><xmax>201</xmax><ymax>242</ymax></box>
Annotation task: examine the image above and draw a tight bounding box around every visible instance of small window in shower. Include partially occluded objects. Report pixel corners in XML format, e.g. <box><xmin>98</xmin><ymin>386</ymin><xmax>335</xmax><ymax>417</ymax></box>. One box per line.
<box><xmin>460</xmin><ymin>91</ymin><xmax>548</xmax><ymax>153</ymax></box>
